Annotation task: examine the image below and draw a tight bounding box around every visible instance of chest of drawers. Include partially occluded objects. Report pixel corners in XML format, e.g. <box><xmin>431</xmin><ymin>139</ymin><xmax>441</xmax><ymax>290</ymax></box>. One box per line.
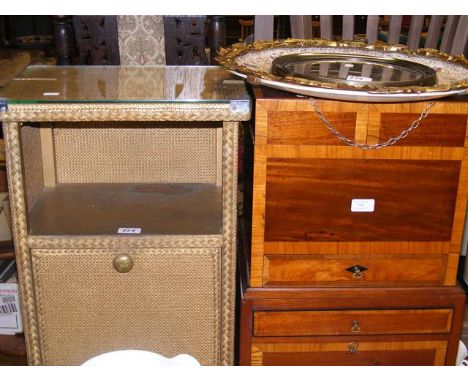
<box><xmin>238</xmin><ymin>274</ymin><xmax>466</xmax><ymax>366</ymax></box>
<box><xmin>239</xmin><ymin>87</ymin><xmax>467</xmax><ymax>365</ymax></box>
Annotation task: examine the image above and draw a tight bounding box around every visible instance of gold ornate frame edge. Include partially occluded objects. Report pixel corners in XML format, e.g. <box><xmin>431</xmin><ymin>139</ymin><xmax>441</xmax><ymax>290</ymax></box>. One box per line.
<box><xmin>217</xmin><ymin>38</ymin><xmax>468</xmax><ymax>94</ymax></box>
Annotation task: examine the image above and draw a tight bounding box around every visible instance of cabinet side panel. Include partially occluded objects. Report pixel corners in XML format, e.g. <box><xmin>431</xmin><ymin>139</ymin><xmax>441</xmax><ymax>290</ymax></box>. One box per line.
<box><xmin>21</xmin><ymin>126</ymin><xmax>44</xmax><ymax>211</ymax></box>
<box><xmin>250</xmin><ymin>102</ymin><xmax>269</xmax><ymax>287</ymax></box>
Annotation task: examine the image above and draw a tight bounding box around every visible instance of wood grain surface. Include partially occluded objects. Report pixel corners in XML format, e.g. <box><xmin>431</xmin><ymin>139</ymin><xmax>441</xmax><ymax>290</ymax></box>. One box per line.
<box><xmin>267</xmin><ymin>111</ymin><xmax>357</xmax><ymax>145</ymax></box>
<box><xmin>378</xmin><ymin>113</ymin><xmax>467</xmax><ymax>147</ymax></box>
<box><xmin>264</xmin><ymin>158</ymin><xmax>460</xmax><ymax>242</ymax></box>
<box><xmin>263</xmin><ymin>253</ymin><xmax>447</xmax><ymax>286</ymax></box>
<box><xmin>253</xmin><ymin>309</ymin><xmax>453</xmax><ymax>336</ymax></box>
<box><xmin>251</xmin><ymin>339</ymin><xmax>448</xmax><ymax>366</ymax></box>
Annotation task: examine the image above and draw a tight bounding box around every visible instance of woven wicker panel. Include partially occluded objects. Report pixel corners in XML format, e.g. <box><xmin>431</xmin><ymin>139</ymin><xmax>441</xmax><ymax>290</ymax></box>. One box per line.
<box><xmin>53</xmin><ymin>122</ymin><xmax>220</xmax><ymax>183</ymax></box>
<box><xmin>31</xmin><ymin>247</ymin><xmax>221</xmax><ymax>365</ymax></box>
<box><xmin>21</xmin><ymin>126</ymin><xmax>44</xmax><ymax>211</ymax></box>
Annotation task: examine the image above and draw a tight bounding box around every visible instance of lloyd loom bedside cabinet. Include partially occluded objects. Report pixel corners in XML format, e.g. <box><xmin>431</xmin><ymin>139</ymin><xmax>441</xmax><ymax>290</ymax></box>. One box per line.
<box><xmin>0</xmin><ymin>65</ymin><xmax>250</xmax><ymax>366</ymax></box>
<box><xmin>238</xmin><ymin>86</ymin><xmax>467</xmax><ymax>366</ymax></box>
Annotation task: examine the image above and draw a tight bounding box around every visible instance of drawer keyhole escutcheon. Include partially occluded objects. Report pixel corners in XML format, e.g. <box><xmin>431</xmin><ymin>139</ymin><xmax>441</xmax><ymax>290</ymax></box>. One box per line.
<box><xmin>351</xmin><ymin>320</ymin><xmax>361</xmax><ymax>333</ymax></box>
<box><xmin>345</xmin><ymin>265</ymin><xmax>368</xmax><ymax>279</ymax></box>
<box><xmin>113</xmin><ymin>254</ymin><xmax>134</xmax><ymax>273</ymax></box>
<box><xmin>348</xmin><ymin>341</ymin><xmax>359</xmax><ymax>353</ymax></box>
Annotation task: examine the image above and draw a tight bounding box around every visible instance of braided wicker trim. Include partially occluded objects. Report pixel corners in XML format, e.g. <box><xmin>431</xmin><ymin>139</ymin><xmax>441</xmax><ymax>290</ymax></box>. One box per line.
<box><xmin>3</xmin><ymin>122</ymin><xmax>42</xmax><ymax>365</ymax></box>
<box><xmin>0</xmin><ymin>103</ymin><xmax>251</xmax><ymax>122</ymax></box>
<box><xmin>28</xmin><ymin>235</ymin><xmax>223</xmax><ymax>249</ymax></box>
<box><xmin>220</xmin><ymin>121</ymin><xmax>239</xmax><ymax>365</ymax></box>
<box><xmin>211</xmin><ymin>247</ymin><xmax>222</xmax><ymax>365</ymax></box>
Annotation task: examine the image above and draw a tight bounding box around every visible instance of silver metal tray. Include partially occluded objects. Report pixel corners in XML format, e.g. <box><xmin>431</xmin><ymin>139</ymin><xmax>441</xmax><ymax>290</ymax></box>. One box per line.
<box><xmin>271</xmin><ymin>53</ymin><xmax>438</xmax><ymax>88</ymax></box>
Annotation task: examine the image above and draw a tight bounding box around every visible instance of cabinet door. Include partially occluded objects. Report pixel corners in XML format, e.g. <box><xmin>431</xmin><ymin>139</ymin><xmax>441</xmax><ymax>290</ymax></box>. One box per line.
<box><xmin>31</xmin><ymin>247</ymin><xmax>221</xmax><ymax>365</ymax></box>
<box><xmin>251</xmin><ymin>339</ymin><xmax>448</xmax><ymax>366</ymax></box>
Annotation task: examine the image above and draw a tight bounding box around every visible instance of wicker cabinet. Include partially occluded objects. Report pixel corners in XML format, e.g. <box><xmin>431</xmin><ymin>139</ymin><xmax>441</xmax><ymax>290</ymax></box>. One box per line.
<box><xmin>0</xmin><ymin>66</ymin><xmax>250</xmax><ymax>365</ymax></box>
<box><xmin>239</xmin><ymin>87</ymin><xmax>467</xmax><ymax>365</ymax></box>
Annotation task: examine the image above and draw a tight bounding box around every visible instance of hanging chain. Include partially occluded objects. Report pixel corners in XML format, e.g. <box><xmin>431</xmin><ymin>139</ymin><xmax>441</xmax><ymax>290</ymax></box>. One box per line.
<box><xmin>309</xmin><ymin>98</ymin><xmax>435</xmax><ymax>150</ymax></box>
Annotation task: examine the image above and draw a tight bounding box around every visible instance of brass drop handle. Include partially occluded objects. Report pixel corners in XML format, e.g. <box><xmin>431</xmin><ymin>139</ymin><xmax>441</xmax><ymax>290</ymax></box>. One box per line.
<box><xmin>352</xmin><ymin>267</ymin><xmax>363</xmax><ymax>279</ymax></box>
<box><xmin>345</xmin><ymin>265</ymin><xmax>368</xmax><ymax>279</ymax></box>
<box><xmin>113</xmin><ymin>254</ymin><xmax>133</xmax><ymax>273</ymax></box>
<box><xmin>351</xmin><ymin>320</ymin><xmax>361</xmax><ymax>333</ymax></box>
<box><xmin>348</xmin><ymin>341</ymin><xmax>359</xmax><ymax>353</ymax></box>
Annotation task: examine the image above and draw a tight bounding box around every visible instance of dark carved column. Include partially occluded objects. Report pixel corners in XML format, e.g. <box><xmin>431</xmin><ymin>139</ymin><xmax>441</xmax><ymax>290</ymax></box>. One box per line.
<box><xmin>72</xmin><ymin>16</ymin><xmax>120</xmax><ymax>65</ymax></box>
<box><xmin>163</xmin><ymin>16</ymin><xmax>209</xmax><ymax>65</ymax></box>
<box><xmin>209</xmin><ymin>16</ymin><xmax>226</xmax><ymax>65</ymax></box>
<box><xmin>53</xmin><ymin>15</ymin><xmax>75</xmax><ymax>65</ymax></box>
<box><xmin>0</xmin><ymin>16</ymin><xmax>7</xmax><ymax>48</ymax></box>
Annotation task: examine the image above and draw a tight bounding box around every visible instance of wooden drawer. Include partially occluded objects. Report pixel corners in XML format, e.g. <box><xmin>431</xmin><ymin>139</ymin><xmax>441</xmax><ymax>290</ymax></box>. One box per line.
<box><xmin>253</xmin><ymin>309</ymin><xmax>453</xmax><ymax>337</ymax></box>
<box><xmin>251</xmin><ymin>338</ymin><xmax>448</xmax><ymax>366</ymax></box>
<box><xmin>264</xmin><ymin>254</ymin><xmax>447</xmax><ymax>287</ymax></box>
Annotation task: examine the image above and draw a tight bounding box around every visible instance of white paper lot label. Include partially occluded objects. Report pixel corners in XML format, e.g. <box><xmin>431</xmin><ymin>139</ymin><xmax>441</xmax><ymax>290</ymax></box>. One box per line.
<box><xmin>118</xmin><ymin>228</ymin><xmax>141</xmax><ymax>234</ymax></box>
<box><xmin>351</xmin><ymin>199</ymin><xmax>375</xmax><ymax>212</ymax></box>
<box><xmin>347</xmin><ymin>75</ymin><xmax>373</xmax><ymax>82</ymax></box>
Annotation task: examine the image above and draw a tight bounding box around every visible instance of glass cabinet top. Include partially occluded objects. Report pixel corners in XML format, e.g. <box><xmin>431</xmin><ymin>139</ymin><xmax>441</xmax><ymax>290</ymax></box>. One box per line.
<box><xmin>0</xmin><ymin>65</ymin><xmax>250</xmax><ymax>104</ymax></box>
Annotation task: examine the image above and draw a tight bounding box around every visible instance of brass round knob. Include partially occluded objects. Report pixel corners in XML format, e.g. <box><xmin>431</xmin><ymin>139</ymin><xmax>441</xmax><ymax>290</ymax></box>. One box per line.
<box><xmin>113</xmin><ymin>254</ymin><xmax>133</xmax><ymax>273</ymax></box>
<box><xmin>348</xmin><ymin>341</ymin><xmax>359</xmax><ymax>353</ymax></box>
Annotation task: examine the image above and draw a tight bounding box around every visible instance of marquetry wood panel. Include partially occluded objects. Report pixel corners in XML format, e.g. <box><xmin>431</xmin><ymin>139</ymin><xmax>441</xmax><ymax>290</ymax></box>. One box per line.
<box><xmin>263</xmin><ymin>254</ymin><xmax>447</xmax><ymax>287</ymax></box>
<box><xmin>264</xmin><ymin>158</ymin><xmax>460</xmax><ymax>242</ymax></box>
<box><xmin>263</xmin><ymin>241</ymin><xmax>450</xmax><ymax>255</ymax></box>
<box><xmin>252</xmin><ymin>99</ymin><xmax>369</xmax><ymax>146</ymax></box>
<box><xmin>251</xmin><ymin>339</ymin><xmax>448</xmax><ymax>366</ymax></box>
<box><xmin>253</xmin><ymin>309</ymin><xmax>453</xmax><ymax>337</ymax></box>
<box><xmin>266</xmin><ymin>111</ymin><xmax>467</xmax><ymax>147</ymax></box>
<box><xmin>265</xmin><ymin>145</ymin><xmax>465</xmax><ymax>160</ymax></box>
<box><xmin>378</xmin><ymin>113</ymin><xmax>467</xmax><ymax>147</ymax></box>
<box><xmin>266</xmin><ymin>111</ymin><xmax>357</xmax><ymax>145</ymax></box>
